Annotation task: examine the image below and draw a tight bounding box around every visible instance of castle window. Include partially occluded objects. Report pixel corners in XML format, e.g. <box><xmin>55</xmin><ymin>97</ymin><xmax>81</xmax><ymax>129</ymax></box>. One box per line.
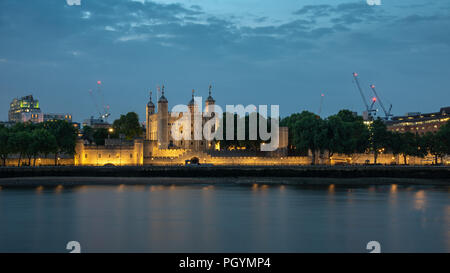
<box><xmin>130</xmin><ymin>154</ymin><xmax>133</xmax><ymax>158</ymax></box>
<box><xmin>85</xmin><ymin>154</ymin><xmax>88</xmax><ymax>159</ymax></box>
<box><xmin>98</xmin><ymin>154</ymin><xmax>102</xmax><ymax>158</ymax></box>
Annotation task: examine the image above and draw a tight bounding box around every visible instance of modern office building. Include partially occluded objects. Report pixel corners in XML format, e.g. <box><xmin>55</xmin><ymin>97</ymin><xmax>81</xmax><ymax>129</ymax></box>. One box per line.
<box><xmin>8</xmin><ymin>95</ymin><xmax>43</xmax><ymax>123</ymax></box>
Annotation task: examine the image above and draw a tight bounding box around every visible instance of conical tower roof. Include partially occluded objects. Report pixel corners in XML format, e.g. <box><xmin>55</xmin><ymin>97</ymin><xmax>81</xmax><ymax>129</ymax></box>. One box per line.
<box><xmin>147</xmin><ymin>91</ymin><xmax>155</xmax><ymax>107</ymax></box>
<box><xmin>206</xmin><ymin>85</ymin><xmax>215</xmax><ymax>104</ymax></box>
<box><xmin>158</xmin><ymin>85</ymin><xmax>168</xmax><ymax>103</ymax></box>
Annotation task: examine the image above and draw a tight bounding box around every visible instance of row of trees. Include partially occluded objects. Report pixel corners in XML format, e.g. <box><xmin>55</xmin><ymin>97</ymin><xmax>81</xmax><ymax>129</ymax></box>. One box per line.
<box><xmin>0</xmin><ymin>120</ymin><xmax>78</xmax><ymax>166</ymax></box>
<box><xmin>281</xmin><ymin>110</ymin><xmax>450</xmax><ymax>165</ymax></box>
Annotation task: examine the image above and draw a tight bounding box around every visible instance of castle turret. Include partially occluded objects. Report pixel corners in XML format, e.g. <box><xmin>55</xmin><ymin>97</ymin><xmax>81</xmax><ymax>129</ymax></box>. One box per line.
<box><xmin>157</xmin><ymin>85</ymin><xmax>169</xmax><ymax>149</ymax></box>
<box><xmin>188</xmin><ymin>89</ymin><xmax>197</xmax><ymax>113</ymax></box>
<box><xmin>205</xmin><ymin>85</ymin><xmax>215</xmax><ymax>114</ymax></box>
<box><xmin>146</xmin><ymin>91</ymin><xmax>155</xmax><ymax>140</ymax></box>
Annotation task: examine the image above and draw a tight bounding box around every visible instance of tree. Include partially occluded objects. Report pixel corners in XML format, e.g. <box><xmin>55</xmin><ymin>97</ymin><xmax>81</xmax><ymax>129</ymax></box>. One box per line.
<box><xmin>93</xmin><ymin>128</ymin><xmax>109</xmax><ymax>146</ymax></box>
<box><xmin>43</xmin><ymin>120</ymin><xmax>78</xmax><ymax>166</ymax></box>
<box><xmin>218</xmin><ymin>112</ymin><xmax>267</xmax><ymax>151</ymax></box>
<box><xmin>387</xmin><ymin>131</ymin><xmax>404</xmax><ymax>162</ymax></box>
<box><xmin>30</xmin><ymin>129</ymin><xmax>58</xmax><ymax>166</ymax></box>
<box><xmin>437</xmin><ymin>121</ymin><xmax>450</xmax><ymax>157</ymax></box>
<box><xmin>283</xmin><ymin>111</ymin><xmax>327</xmax><ymax>165</ymax></box>
<box><xmin>81</xmin><ymin>126</ymin><xmax>94</xmax><ymax>144</ymax></box>
<box><xmin>0</xmin><ymin>127</ymin><xmax>11</xmax><ymax>166</ymax></box>
<box><xmin>9</xmin><ymin>131</ymin><xmax>32</xmax><ymax>167</ymax></box>
<box><xmin>112</xmin><ymin>112</ymin><xmax>142</xmax><ymax>140</ymax></box>
<box><xmin>369</xmin><ymin>119</ymin><xmax>389</xmax><ymax>164</ymax></box>
<box><xmin>325</xmin><ymin>110</ymin><xmax>369</xmax><ymax>158</ymax></box>
<box><xmin>423</xmin><ymin>132</ymin><xmax>445</xmax><ymax>165</ymax></box>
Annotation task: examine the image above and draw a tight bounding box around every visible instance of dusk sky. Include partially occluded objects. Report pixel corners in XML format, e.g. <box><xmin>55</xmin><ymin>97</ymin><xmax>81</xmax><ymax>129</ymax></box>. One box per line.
<box><xmin>0</xmin><ymin>0</ymin><xmax>449</xmax><ymax>123</ymax></box>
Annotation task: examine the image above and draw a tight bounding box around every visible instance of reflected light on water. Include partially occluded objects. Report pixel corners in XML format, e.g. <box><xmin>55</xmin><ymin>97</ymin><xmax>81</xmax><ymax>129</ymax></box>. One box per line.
<box><xmin>328</xmin><ymin>184</ymin><xmax>335</xmax><ymax>194</ymax></box>
<box><xmin>279</xmin><ymin>185</ymin><xmax>286</xmax><ymax>191</ymax></box>
<box><xmin>133</xmin><ymin>185</ymin><xmax>146</xmax><ymax>192</ymax></box>
<box><xmin>414</xmin><ymin>190</ymin><xmax>426</xmax><ymax>211</ymax></box>
<box><xmin>260</xmin><ymin>185</ymin><xmax>269</xmax><ymax>190</ymax></box>
<box><xmin>252</xmin><ymin>184</ymin><xmax>259</xmax><ymax>191</ymax></box>
<box><xmin>390</xmin><ymin>184</ymin><xmax>398</xmax><ymax>194</ymax></box>
<box><xmin>36</xmin><ymin>186</ymin><xmax>44</xmax><ymax>194</ymax></box>
<box><xmin>55</xmin><ymin>185</ymin><xmax>63</xmax><ymax>194</ymax></box>
<box><xmin>0</xmin><ymin>186</ymin><xmax>2</xmax><ymax>191</ymax></box>
<box><xmin>445</xmin><ymin>206</ymin><xmax>450</xmax><ymax>252</ymax></box>
<box><xmin>117</xmin><ymin>184</ymin><xmax>126</xmax><ymax>192</ymax></box>
<box><xmin>203</xmin><ymin>185</ymin><xmax>214</xmax><ymax>191</ymax></box>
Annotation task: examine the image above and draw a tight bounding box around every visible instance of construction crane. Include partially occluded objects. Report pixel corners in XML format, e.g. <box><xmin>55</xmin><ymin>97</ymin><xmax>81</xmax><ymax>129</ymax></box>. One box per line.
<box><xmin>88</xmin><ymin>81</ymin><xmax>111</xmax><ymax>121</ymax></box>
<box><xmin>370</xmin><ymin>84</ymin><xmax>392</xmax><ymax>120</ymax></box>
<box><xmin>352</xmin><ymin>72</ymin><xmax>376</xmax><ymax>120</ymax></box>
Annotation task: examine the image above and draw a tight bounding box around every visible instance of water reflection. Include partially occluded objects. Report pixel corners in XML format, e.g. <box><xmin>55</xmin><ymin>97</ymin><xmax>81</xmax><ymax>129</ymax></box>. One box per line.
<box><xmin>55</xmin><ymin>185</ymin><xmax>63</xmax><ymax>194</ymax></box>
<box><xmin>414</xmin><ymin>190</ymin><xmax>426</xmax><ymax>211</ymax></box>
<box><xmin>36</xmin><ymin>185</ymin><xmax>44</xmax><ymax>194</ymax></box>
<box><xmin>0</xmin><ymin>183</ymin><xmax>448</xmax><ymax>253</ymax></box>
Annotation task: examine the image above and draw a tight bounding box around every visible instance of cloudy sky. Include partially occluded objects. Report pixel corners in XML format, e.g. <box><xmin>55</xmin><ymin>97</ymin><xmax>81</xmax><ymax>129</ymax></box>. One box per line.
<box><xmin>0</xmin><ymin>0</ymin><xmax>449</xmax><ymax>123</ymax></box>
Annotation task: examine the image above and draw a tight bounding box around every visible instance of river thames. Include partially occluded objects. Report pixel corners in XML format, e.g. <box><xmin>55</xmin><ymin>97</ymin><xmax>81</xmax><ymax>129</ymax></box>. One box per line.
<box><xmin>0</xmin><ymin>182</ymin><xmax>448</xmax><ymax>253</ymax></box>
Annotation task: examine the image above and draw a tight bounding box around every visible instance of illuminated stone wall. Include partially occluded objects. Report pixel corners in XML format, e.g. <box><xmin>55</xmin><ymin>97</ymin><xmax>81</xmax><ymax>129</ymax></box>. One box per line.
<box><xmin>71</xmin><ymin>139</ymin><xmax>450</xmax><ymax>167</ymax></box>
<box><xmin>74</xmin><ymin>139</ymin><xmax>144</xmax><ymax>166</ymax></box>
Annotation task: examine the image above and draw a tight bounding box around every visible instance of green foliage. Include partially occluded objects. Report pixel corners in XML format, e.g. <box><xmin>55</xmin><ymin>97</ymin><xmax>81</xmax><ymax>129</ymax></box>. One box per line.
<box><xmin>9</xmin><ymin>130</ymin><xmax>32</xmax><ymax>166</ymax></box>
<box><xmin>325</xmin><ymin>110</ymin><xmax>369</xmax><ymax>157</ymax></box>
<box><xmin>112</xmin><ymin>112</ymin><xmax>142</xmax><ymax>140</ymax></box>
<box><xmin>437</xmin><ymin>120</ymin><xmax>450</xmax><ymax>155</ymax></box>
<box><xmin>281</xmin><ymin>111</ymin><xmax>327</xmax><ymax>164</ymax></box>
<box><xmin>368</xmin><ymin>119</ymin><xmax>390</xmax><ymax>164</ymax></box>
<box><xmin>0</xmin><ymin>127</ymin><xmax>12</xmax><ymax>166</ymax></box>
<box><xmin>0</xmin><ymin>120</ymin><xmax>77</xmax><ymax>167</ymax></box>
<box><xmin>82</xmin><ymin>126</ymin><xmax>94</xmax><ymax>143</ymax></box>
<box><xmin>422</xmin><ymin>131</ymin><xmax>446</xmax><ymax>164</ymax></box>
<box><xmin>218</xmin><ymin>112</ymin><xmax>267</xmax><ymax>151</ymax></box>
<box><xmin>93</xmin><ymin>128</ymin><xmax>109</xmax><ymax>146</ymax></box>
<box><xmin>30</xmin><ymin>129</ymin><xmax>58</xmax><ymax>166</ymax></box>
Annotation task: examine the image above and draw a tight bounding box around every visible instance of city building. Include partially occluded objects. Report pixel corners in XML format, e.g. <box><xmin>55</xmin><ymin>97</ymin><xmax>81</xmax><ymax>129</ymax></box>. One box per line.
<box><xmin>8</xmin><ymin>94</ymin><xmax>74</xmax><ymax>125</ymax></box>
<box><xmin>386</xmin><ymin>106</ymin><xmax>450</xmax><ymax>134</ymax></box>
<box><xmin>82</xmin><ymin>116</ymin><xmax>111</xmax><ymax>129</ymax></box>
<box><xmin>8</xmin><ymin>95</ymin><xmax>43</xmax><ymax>123</ymax></box>
<box><xmin>44</xmin><ymin>113</ymin><xmax>72</xmax><ymax>123</ymax></box>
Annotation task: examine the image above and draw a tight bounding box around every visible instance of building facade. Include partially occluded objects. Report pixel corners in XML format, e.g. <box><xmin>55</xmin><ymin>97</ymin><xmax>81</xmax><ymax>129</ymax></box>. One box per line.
<box><xmin>44</xmin><ymin>113</ymin><xmax>73</xmax><ymax>123</ymax></box>
<box><xmin>386</xmin><ymin>106</ymin><xmax>450</xmax><ymax>134</ymax></box>
<box><xmin>8</xmin><ymin>95</ymin><xmax>43</xmax><ymax>123</ymax></box>
<box><xmin>146</xmin><ymin>86</ymin><xmax>219</xmax><ymax>151</ymax></box>
<box><xmin>75</xmin><ymin>86</ymin><xmax>290</xmax><ymax>166</ymax></box>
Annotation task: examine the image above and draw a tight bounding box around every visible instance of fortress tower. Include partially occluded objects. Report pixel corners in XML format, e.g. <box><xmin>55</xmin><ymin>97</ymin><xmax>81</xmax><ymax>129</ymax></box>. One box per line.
<box><xmin>205</xmin><ymin>85</ymin><xmax>215</xmax><ymax>113</ymax></box>
<box><xmin>146</xmin><ymin>91</ymin><xmax>155</xmax><ymax>140</ymax></box>
<box><xmin>157</xmin><ymin>86</ymin><xmax>169</xmax><ymax>149</ymax></box>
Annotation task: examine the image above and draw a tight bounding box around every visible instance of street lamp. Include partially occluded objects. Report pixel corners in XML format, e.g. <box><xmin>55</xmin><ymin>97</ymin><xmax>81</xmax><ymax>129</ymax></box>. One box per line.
<box><xmin>108</xmin><ymin>128</ymin><xmax>114</xmax><ymax>139</ymax></box>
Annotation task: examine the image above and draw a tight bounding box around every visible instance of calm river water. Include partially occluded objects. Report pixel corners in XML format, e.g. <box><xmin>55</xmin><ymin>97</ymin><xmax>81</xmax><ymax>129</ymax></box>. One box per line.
<box><xmin>0</xmin><ymin>182</ymin><xmax>449</xmax><ymax>253</ymax></box>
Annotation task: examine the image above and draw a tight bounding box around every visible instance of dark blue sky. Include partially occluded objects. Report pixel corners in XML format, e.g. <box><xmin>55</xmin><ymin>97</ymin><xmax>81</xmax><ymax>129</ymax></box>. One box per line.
<box><xmin>0</xmin><ymin>0</ymin><xmax>449</xmax><ymax>123</ymax></box>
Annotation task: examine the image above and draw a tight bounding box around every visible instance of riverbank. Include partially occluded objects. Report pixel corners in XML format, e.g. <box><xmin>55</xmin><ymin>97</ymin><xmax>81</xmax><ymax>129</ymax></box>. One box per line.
<box><xmin>0</xmin><ymin>166</ymin><xmax>449</xmax><ymax>186</ymax></box>
<box><xmin>0</xmin><ymin>176</ymin><xmax>449</xmax><ymax>187</ymax></box>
